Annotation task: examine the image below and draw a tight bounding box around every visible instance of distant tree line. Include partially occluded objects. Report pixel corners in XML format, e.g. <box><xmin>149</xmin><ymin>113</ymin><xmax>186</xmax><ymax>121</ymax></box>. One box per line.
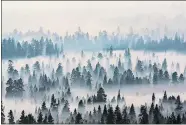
<box><xmin>2</xmin><ymin>37</ymin><xmax>62</xmax><ymax>59</ymax></box>
<box><xmin>2</xmin><ymin>32</ymin><xmax>186</xmax><ymax>59</ymax></box>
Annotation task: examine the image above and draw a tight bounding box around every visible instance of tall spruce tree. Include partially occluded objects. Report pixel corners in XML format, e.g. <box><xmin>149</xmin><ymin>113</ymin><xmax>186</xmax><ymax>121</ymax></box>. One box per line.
<box><xmin>47</xmin><ymin>111</ymin><xmax>54</xmax><ymax>124</ymax></box>
<box><xmin>37</xmin><ymin>111</ymin><xmax>43</xmax><ymax>124</ymax></box>
<box><xmin>1</xmin><ymin>102</ymin><xmax>5</xmax><ymax>124</ymax></box>
<box><xmin>122</xmin><ymin>107</ymin><xmax>130</xmax><ymax>124</ymax></box>
<box><xmin>129</xmin><ymin>104</ymin><xmax>136</xmax><ymax>123</ymax></box>
<box><xmin>8</xmin><ymin>110</ymin><xmax>15</xmax><ymax>124</ymax></box>
<box><xmin>139</xmin><ymin>105</ymin><xmax>149</xmax><ymax>124</ymax></box>
<box><xmin>106</xmin><ymin>106</ymin><xmax>115</xmax><ymax>124</ymax></box>
<box><xmin>75</xmin><ymin>113</ymin><xmax>83</xmax><ymax>124</ymax></box>
<box><xmin>115</xmin><ymin>105</ymin><xmax>122</xmax><ymax>124</ymax></box>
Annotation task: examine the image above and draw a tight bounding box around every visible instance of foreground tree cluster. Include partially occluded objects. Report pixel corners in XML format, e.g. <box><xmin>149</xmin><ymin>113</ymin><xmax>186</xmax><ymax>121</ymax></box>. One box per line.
<box><xmin>2</xmin><ymin>91</ymin><xmax>186</xmax><ymax>124</ymax></box>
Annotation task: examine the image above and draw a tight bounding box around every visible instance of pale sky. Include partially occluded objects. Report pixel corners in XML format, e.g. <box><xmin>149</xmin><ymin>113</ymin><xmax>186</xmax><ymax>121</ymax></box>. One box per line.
<box><xmin>2</xmin><ymin>1</ymin><xmax>186</xmax><ymax>35</ymax></box>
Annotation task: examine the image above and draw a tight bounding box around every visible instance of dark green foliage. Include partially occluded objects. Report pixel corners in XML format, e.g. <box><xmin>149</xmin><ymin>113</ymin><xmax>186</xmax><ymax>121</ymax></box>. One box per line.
<box><xmin>179</xmin><ymin>74</ymin><xmax>184</xmax><ymax>83</ymax></box>
<box><xmin>5</xmin><ymin>78</ymin><xmax>24</xmax><ymax>98</ymax></box>
<box><xmin>167</xmin><ymin>112</ymin><xmax>177</xmax><ymax>124</ymax></box>
<box><xmin>19</xmin><ymin>110</ymin><xmax>26</xmax><ymax>124</ymax></box>
<box><xmin>41</xmin><ymin>101</ymin><xmax>47</xmax><ymax>112</ymax></box>
<box><xmin>75</xmin><ymin>113</ymin><xmax>83</xmax><ymax>124</ymax></box>
<box><xmin>8</xmin><ymin>110</ymin><xmax>15</xmax><ymax>124</ymax></box>
<box><xmin>115</xmin><ymin>105</ymin><xmax>122</xmax><ymax>124</ymax></box>
<box><xmin>26</xmin><ymin>114</ymin><xmax>36</xmax><ymax>124</ymax></box>
<box><xmin>122</xmin><ymin>107</ymin><xmax>130</xmax><ymax>124</ymax></box>
<box><xmin>153</xmin><ymin>104</ymin><xmax>162</xmax><ymax>124</ymax></box>
<box><xmin>1</xmin><ymin>102</ymin><xmax>5</xmax><ymax>124</ymax></box>
<box><xmin>136</xmin><ymin>60</ymin><xmax>144</xmax><ymax>73</ymax></box>
<box><xmin>47</xmin><ymin>111</ymin><xmax>54</xmax><ymax>124</ymax></box>
<box><xmin>113</xmin><ymin>67</ymin><xmax>119</xmax><ymax>85</ymax></box>
<box><xmin>152</xmin><ymin>93</ymin><xmax>155</xmax><ymax>102</ymax></box>
<box><xmin>117</xmin><ymin>90</ymin><xmax>121</xmax><ymax>104</ymax></box>
<box><xmin>172</xmin><ymin>72</ymin><xmax>178</xmax><ymax>83</ymax></box>
<box><xmin>139</xmin><ymin>105</ymin><xmax>149</xmax><ymax>124</ymax></box>
<box><xmin>106</xmin><ymin>106</ymin><xmax>115</xmax><ymax>124</ymax></box>
<box><xmin>56</xmin><ymin>63</ymin><xmax>63</xmax><ymax>78</ymax></box>
<box><xmin>149</xmin><ymin>103</ymin><xmax>154</xmax><ymax>123</ymax></box>
<box><xmin>129</xmin><ymin>104</ymin><xmax>136</xmax><ymax>123</ymax></box>
<box><xmin>37</xmin><ymin>111</ymin><xmax>43</xmax><ymax>124</ymax></box>
<box><xmin>96</xmin><ymin>87</ymin><xmax>107</xmax><ymax>103</ymax></box>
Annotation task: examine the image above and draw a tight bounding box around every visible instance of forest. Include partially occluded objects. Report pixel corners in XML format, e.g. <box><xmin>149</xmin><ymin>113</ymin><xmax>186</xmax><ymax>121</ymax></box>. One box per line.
<box><xmin>2</xmin><ymin>1</ymin><xmax>186</xmax><ymax>124</ymax></box>
<box><xmin>1</xmin><ymin>46</ymin><xmax>186</xmax><ymax>124</ymax></box>
<box><xmin>2</xmin><ymin>29</ymin><xmax>186</xmax><ymax>59</ymax></box>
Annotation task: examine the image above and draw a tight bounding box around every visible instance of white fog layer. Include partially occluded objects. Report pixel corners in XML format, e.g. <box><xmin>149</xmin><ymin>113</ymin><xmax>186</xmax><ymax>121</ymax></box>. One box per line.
<box><xmin>2</xmin><ymin>1</ymin><xmax>186</xmax><ymax>124</ymax></box>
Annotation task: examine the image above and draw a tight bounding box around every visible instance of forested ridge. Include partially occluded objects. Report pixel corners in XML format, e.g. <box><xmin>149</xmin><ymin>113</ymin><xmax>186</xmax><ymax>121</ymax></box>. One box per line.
<box><xmin>2</xmin><ymin>29</ymin><xmax>186</xmax><ymax>59</ymax></box>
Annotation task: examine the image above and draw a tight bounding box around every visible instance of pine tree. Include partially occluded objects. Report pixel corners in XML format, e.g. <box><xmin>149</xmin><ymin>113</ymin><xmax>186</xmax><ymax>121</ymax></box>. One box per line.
<box><xmin>41</xmin><ymin>101</ymin><xmax>47</xmax><ymax>112</ymax></box>
<box><xmin>179</xmin><ymin>74</ymin><xmax>184</xmax><ymax>83</ymax></box>
<box><xmin>93</xmin><ymin>107</ymin><xmax>97</xmax><ymax>118</ymax></box>
<box><xmin>97</xmin><ymin>105</ymin><xmax>102</xmax><ymax>121</ymax></box>
<box><xmin>162</xmin><ymin>58</ymin><xmax>167</xmax><ymax>71</ymax></box>
<box><xmin>56</xmin><ymin>63</ymin><xmax>63</xmax><ymax>78</ymax></box>
<box><xmin>96</xmin><ymin>87</ymin><xmax>107</xmax><ymax>103</ymax></box>
<box><xmin>87</xmin><ymin>97</ymin><xmax>92</xmax><ymax>105</ymax></box>
<box><xmin>113</xmin><ymin>67</ymin><xmax>119</xmax><ymax>85</ymax></box>
<box><xmin>33</xmin><ymin>61</ymin><xmax>41</xmax><ymax>73</ymax></box>
<box><xmin>66</xmin><ymin>88</ymin><xmax>71</xmax><ymax>97</ymax></box>
<box><xmin>86</xmin><ymin>71</ymin><xmax>92</xmax><ymax>90</ymax></box>
<box><xmin>175</xmin><ymin>95</ymin><xmax>183</xmax><ymax>114</ymax></box>
<box><xmin>25</xmin><ymin>64</ymin><xmax>30</xmax><ymax>75</ymax></box>
<box><xmin>62</xmin><ymin>100</ymin><xmax>70</xmax><ymax>114</ymax></box>
<box><xmin>47</xmin><ymin>111</ymin><xmax>54</xmax><ymax>124</ymax></box>
<box><xmin>101</xmin><ymin>105</ymin><xmax>108</xmax><ymax>123</ymax></box>
<box><xmin>27</xmin><ymin>113</ymin><xmax>36</xmax><ymax>124</ymax></box>
<box><xmin>182</xmin><ymin>114</ymin><xmax>186</xmax><ymax>124</ymax></box>
<box><xmin>149</xmin><ymin>103</ymin><xmax>154</xmax><ymax>123</ymax></box>
<box><xmin>43</xmin><ymin>115</ymin><xmax>48</xmax><ymax>124</ymax></box>
<box><xmin>152</xmin><ymin>93</ymin><xmax>155</xmax><ymax>103</ymax></box>
<box><xmin>115</xmin><ymin>105</ymin><xmax>122</xmax><ymax>124</ymax></box>
<box><xmin>75</xmin><ymin>113</ymin><xmax>83</xmax><ymax>124</ymax></box>
<box><xmin>19</xmin><ymin>110</ymin><xmax>26</xmax><ymax>124</ymax></box>
<box><xmin>1</xmin><ymin>102</ymin><xmax>5</xmax><ymax>124</ymax></box>
<box><xmin>103</xmin><ymin>74</ymin><xmax>107</xmax><ymax>87</ymax></box>
<box><xmin>163</xmin><ymin>91</ymin><xmax>167</xmax><ymax>102</ymax></box>
<box><xmin>106</xmin><ymin>106</ymin><xmax>115</xmax><ymax>124</ymax></box>
<box><xmin>122</xmin><ymin>107</ymin><xmax>130</xmax><ymax>124</ymax></box>
<box><xmin>117</xmin><ymin>90</ymin><xmax>121</xmax><ymax>104</ymax></box>
<box><xmin>129</xmin><ymin>104</ymin><xmax>136</xmax><ymax>123</ymax></box>
<box><xmin>167</xmin><ymin>112</ymin><xmax>177</xmax><ymax>124</ymax></box>
<box><xmin>118</xmin><ymin>58</ymin><xmax>122</xmax><ymax>69</ymax></box>
<box><xmin>153</xmin><ymin>73</ymin><xmax>158</xmax><ymax>84</ymax></box>
<box><xmin>15</xmin><ymin>78</ymin><xmax>24</xmax><ymax>97</ymax></box>
<box><xmin>6</xmin><ymin>78</ymin><xmax>14</xmax><ymax>98</ymax></box>
<box><xmin>78</xmin><ymin>100</ymin><xmax>85</xmax><ymax>114</ymax></box>
<box><xmin>7</xmin><ymin>60</ymin><xmax>14</xmax><ymax>78</ymax></box>
<box><xmin>73</xmin><ymin>108</ymin><xmax>77</xmax><ymax>117</ymax></box>
<box><xmin>139</xmin><ymin>105</ymin><xmax>149</xmax><ymax>124</ymax></box>
<box><xmin>50</xmin><ymin>94</ymin><xmax>56</xmax><ymax>108</ymax></box>
<box><xmin>37</xmin><ymin>111</ymin><xmax>43</xmax><ymax>124</ymax></box>
<box><xmin>158</xmin><ymin>69</ymin><xmax>164</xmax><ymax>82</ymax></box>
<box><xmin>163</xmin><ymin>71</ymin><xmax>169</xmax><ymax>82</ymax></box>
<box><xmin>135</xmin><ymin>60</ymin><xmax>144</xmax><ymax>73</ymax></box>
<box><xmin>8</xmin><ymin>110</ymin><xmax>15</xmax><ymax>124</ymax></box>
<box><xmin>172</xmin><ymin>72</ymin><xmax>178</xmax><ymax>83</ymax></box>
<box><xmin>176</xmin><ymin>114</ymin><xmax>182</xmax><ymax>124</ymax></box>
<box><xmin>153</xmin><ymin>104</ymin><xmax>161</xmax><ymax>124</ymax></box>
